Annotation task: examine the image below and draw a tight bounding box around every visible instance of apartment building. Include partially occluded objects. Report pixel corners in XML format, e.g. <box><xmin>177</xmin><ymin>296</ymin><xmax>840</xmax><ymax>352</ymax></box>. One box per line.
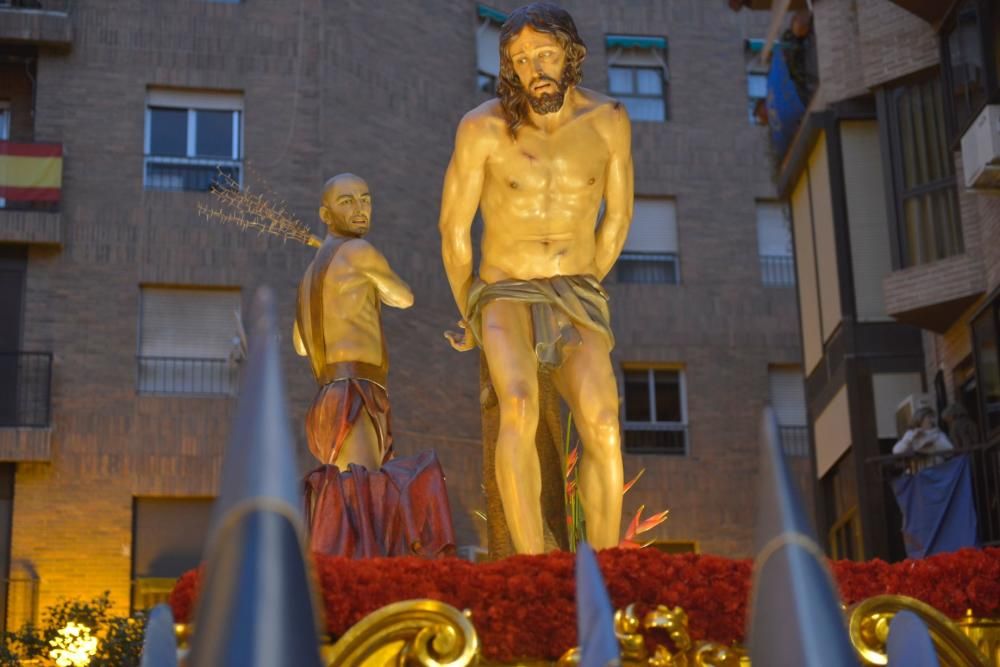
<box><xmin>0</xmin><ymin>0</ymin><xmax>801</xmax><ymax>625</ymax></box>
<box><xmin>733</xmin><ymin>0</ymin><xmax>1000</xmax><ymax>560</ymax></box>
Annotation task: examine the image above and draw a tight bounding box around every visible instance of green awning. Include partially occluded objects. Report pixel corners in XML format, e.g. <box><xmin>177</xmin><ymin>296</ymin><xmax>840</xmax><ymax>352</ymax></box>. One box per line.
<box><xmin>746</xmin><ymin>38</ymin><xmax>791</xmax><ymax>53</ymax></box>
<box><xmin>477</xmin><ymin>5</ymin><xmax>507</xmax><ymax>24</ymax></box>
<box><xmin>605</xmin><ymin>35</ymin><xmax>667</xmax><ymax>50</ymax></box>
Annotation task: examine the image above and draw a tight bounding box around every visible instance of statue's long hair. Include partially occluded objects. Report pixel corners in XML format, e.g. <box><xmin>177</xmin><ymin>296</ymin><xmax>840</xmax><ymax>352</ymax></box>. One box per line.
<box><xmin>497</xmin><ymin>3</ymin><xmax>587</xmax><ymax>137</ymax></box>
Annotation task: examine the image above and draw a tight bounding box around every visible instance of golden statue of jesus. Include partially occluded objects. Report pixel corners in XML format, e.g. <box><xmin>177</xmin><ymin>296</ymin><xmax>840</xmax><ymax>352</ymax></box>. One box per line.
<box><xmin>439</xmin><ymin>3</ymin><xmax>633</xmax><ymax>553</ymax></box>
<box><xmin>294</xmin><ymin>174</ymin><xmax>414</xmax><ymax>470</ymax></box>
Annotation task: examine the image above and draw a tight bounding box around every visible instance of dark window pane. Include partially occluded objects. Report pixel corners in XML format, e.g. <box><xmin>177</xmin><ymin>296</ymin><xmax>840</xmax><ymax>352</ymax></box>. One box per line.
<box><xmin>946</xmin><ymin>1</ymin><xmax>986</xmax><ymax>133</ymax></box>
<box><xmin>972</xmin><ymin>303</ymin><xmax>1000</xmax><ymax>434</ymax></box>
<box><xmin>624</xmin><ymin>370</ymin><xmax>651</xmax><ymax>422</ymax></box>
<box><xmin>653</xmin><ymin>370</ymin><xmax>681</xmax><ymax>422</ymax></box>
<box><xmin>149</xmin><ymin>108</ymin><xmax>187</xmax><ymax>157</ymax></box>
<box><xmin>195</xmin><ymin>110</ymin><xmax>235</xmax><ymax>158</ymax></box>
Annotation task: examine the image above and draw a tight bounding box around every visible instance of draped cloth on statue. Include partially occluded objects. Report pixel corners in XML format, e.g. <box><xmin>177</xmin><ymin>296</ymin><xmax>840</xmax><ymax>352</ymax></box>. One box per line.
<box><xmin>304</xmin><ymin>450</ymin><xmax>456</xmax><ymax>558</ymax></box>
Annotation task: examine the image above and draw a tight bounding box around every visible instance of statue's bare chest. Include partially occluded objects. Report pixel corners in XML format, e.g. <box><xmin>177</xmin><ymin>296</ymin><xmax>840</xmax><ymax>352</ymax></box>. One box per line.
<box><xmin>487</xmin><ymin>121</ymin><xmax>609</xmax><ymax>191</ymax></box>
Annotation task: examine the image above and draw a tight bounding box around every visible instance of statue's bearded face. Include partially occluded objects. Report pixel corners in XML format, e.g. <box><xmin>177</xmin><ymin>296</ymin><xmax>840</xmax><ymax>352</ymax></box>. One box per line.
<box><xmin>508</xmin><ymin>27</ymin><xmax>569</xmax><ymax>114</ymax></box>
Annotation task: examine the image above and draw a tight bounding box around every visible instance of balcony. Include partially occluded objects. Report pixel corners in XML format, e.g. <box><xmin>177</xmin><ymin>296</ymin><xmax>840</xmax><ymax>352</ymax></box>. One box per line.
<box><xmin>760</xmin><ymin>254</ymin><xmax>796</xmax><ymax>287</ymax></box>
<box><xmin>137</xmin><ymin>356</ymin><xmax>239</xmax><ymax>396</ymax></box>
<box><xmin>623</xmin><ymin>422</ymin><xmax>687</xmax><ymax>455</ymax></box>
<box><xmin>0</xmin><ymin>0</ymin><xmax>72</xmax><ymax>48</ymax></box>
<box><xmin>882</xmin><ymin>254</ymin><xmax>984</xmax><ymax>333</ymax></box>
<box><xmin>0</xmin><ymin>351</ymin><xmax>52</xmax><ymax>462</ymax></box>
<box><xmin>0</xmin><ymin>140</ymin><xmax>63</xmax><ymax>245</ymax></box>
<box><xmin>143</xmin><ymin>156</ymin><xmax>242</xmax><ymax>193</ymax></box>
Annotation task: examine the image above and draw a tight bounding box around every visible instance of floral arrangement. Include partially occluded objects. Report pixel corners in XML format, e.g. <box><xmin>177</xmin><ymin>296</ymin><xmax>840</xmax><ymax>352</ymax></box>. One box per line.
<box><xmin>169</xmin><ymin>547</ymin><xmax>1000</xmax><ymax>663</ymax></box>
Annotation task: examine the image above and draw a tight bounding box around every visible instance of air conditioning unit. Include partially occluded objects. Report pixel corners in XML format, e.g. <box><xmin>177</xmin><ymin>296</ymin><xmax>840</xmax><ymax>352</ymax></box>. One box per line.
<box><xmin>895</xmin><ymin>393</ymin><xmax>932</xmax><ymax>438</ymax></box>
<box><xmin>961</xmin><ymin>104</ymin><xmax>1000</xmax><ymax>189</ymax></box>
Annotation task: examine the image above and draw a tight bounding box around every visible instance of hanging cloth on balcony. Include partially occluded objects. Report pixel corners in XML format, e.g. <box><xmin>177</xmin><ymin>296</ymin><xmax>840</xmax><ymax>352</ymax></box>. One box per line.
<box><xmin>765</xmin><ymin>45</ymin><xmax>806</xmax><ymax>159</ymax></box>
<box><xmin>892</xmin><ymin>454</ymin><xmax>979</xmax><ymax>559</ymax></box>
<box><xmin>0</xmin><ymin>141</ymin><xmax>62</xmax><ymax>203</ymax></box>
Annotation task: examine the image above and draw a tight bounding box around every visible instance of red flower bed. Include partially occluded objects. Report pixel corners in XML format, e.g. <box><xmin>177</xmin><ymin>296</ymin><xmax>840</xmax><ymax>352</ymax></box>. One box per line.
<box><xmin>169</xmin><ymin>547</ymin><xmax>1000</xmax><ymax>663</ymax></box>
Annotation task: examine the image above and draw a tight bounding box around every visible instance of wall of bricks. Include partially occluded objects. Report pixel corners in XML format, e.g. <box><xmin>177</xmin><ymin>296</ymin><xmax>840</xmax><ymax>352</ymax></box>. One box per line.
<box><xmin>4</xmin><ymin>0</ymin><xmax>801</xmax><ymax>613</ymax></box>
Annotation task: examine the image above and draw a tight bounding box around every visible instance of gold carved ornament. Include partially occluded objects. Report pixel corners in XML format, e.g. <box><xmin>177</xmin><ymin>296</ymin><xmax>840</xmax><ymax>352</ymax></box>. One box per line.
<box><xmin>847</xmin><ymin>594</ymin><xmax>990</xmax><ymax>667</ymax></box>
<box><xmin>322</xmin><ymin>599</ymin><xmax>481</xmax><ymax>667</ymax></box>
<box><xmin>557</xmin><ymin>604</ymin><xmax>747</xmax><ymax>667</ymax></box>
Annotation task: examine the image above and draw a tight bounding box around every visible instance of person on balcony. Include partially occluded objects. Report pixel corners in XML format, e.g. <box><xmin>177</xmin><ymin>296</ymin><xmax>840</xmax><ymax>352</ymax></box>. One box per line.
<box><xmin>941</xmin><ymin>402</ymin><xmax>979</xmax><ymax>449</ymax></box>
<box><xmin>892</xmin><ymin>407</ymin><xmax>954</xmax><ymax>471</ymax></box>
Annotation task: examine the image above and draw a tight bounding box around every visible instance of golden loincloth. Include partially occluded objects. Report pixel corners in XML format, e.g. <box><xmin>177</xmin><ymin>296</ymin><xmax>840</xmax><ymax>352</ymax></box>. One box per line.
<box><xmin>465</xmin><ymin>274</ymin><xmax>614</xmax><ymax>367</ymax></box>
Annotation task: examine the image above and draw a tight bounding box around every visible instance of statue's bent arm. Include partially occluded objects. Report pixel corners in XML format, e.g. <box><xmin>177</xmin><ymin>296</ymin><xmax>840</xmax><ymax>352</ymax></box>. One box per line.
<box><xmin>341</xmin><ymin>239</ymin><xmax>414</xmax><ymax>310</ymax></box>
<box><xmin>593</xmin><ymin>104</ymin><xmax>634</xmax><ymax>281</ymax></box>
<box><xmin>439</xmin><ymin>111</ymin><xmax>494</xmax><ymax>319</ymax></box>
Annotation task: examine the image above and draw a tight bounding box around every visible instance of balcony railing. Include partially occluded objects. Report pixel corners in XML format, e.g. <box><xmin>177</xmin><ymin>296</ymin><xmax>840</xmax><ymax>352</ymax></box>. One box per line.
<box><xmin>0</xmin><ymin>352</ymin><xmax>52</xmax><ymax>428</ymax></box>
<box><xmin>3</xmin><ymin>576</ymin><xmax>39</xmax><ymax>633</ymax></box>
<box><xmin>623</xmin><ymin>422</ymin><xmax>687</xmax><ymax>455</ymax></box>
<box><xmin>131</xmin><ymin>577</ymin><xmax>176</xmax><ymax>613</ymax></box>
<box><xmin>760</xmin><ymin>254</ymin><xmax>795</xmax><ymax>287</ymax></box>
<box><xmin>0</xmin><ymin>0</ymin><xmax>70</xmax><ymax>12</ymax></box>
<box><xmin>143</xmin><ymin>156</ymin><xmax>242</xmax><ymax>192</ymax></box>
<box><xmin>616</xmin><ymin>252</ymin><xmax>679</xmax><ymax>284</ymax></box>
<box><xmin>137</xmin><ymin>356</ymin><xmax>238</xmax><ymax>396</ymax></box>
<box><xmin>779</xmin><ymin>425</ymin><xmax>809</xmax><ymax>457</ymax></box>
<box><xmin>0</xmin><ymin>141</ymin><xmax>63</xmax><ymax>211</ymax></box>
<box><xmin>870</xmin><ymin>441</ymin><xmax>1000</xmax><ymax>548</ymax></box>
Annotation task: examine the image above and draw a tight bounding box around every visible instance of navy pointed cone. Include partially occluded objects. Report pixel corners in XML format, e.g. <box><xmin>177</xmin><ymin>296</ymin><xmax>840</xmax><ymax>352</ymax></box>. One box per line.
<box><xmin>748</xmin><ymin>407</ymin><xmax>858</xmax><ymax>666</ymax></box>
<box><xmin>575</xmin><ymin>542</ymin><xmax>620</xmax><ymax>667</ymax></box>
<box><xmin>187</xmin><ymin>287</ymin><xmax>323</xmax><ymax>667</ymax></box>
<box><xmin>140</xmin><ymin>604</ymin><xmax>178</xmax><ymax>667</ymax></box>
<box><xmin>886</xmin><ymin>611</ymin><xmax>940</xmax><ymax>667</ymax></box>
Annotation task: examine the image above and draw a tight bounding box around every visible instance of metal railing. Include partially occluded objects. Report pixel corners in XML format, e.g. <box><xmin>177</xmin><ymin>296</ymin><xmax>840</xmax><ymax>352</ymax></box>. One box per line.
<box><xmin>3</xmin><ymin>577</ymin><xmax>39</xmax><ymax>633</ymax></box>
<box><xmin>131</xmin><ymin>577</ymin><xmax>177</xmax><ymax>612</ymax></box>
<box><xmin>0</xmin><ymin>0</ymin><xmax>70</xmax><ymax>12</ymax></box>
<box><xmin>137</xmin><ymin>356</ymin><xmax>238</xmax><ymax>396</ymax></box>
<box><xmin>779</xmin><ymin>425</ymin><xmax>809</xmax><ymax>457</ymax></box>
<box><xmin>0</xmin><ymin>352</ymin><xmax>52</xmax><ymax>427</ymax></box>
<box><xmin>760</xmin><ymin>255</ymin><xmax>795</xmax><ymax>287</ymax></box>
<box><xmin>869</xmin><ymin>441</ymin><xmax>1000</xmax><ymax>547</ymax></box>
<box><xmin>616</xmin><ymin>252</ymin><xmax>679</xmax><ymax>284</ymax></box>
<box><xmin>143</xmin><ymin>156</ymin><xmax>242</xmax><ymax>192</ymax></box>
<box><xmin>623</xmin><ymin>422</ymin><xmax>687</xmax><ymax>455</ymax></box>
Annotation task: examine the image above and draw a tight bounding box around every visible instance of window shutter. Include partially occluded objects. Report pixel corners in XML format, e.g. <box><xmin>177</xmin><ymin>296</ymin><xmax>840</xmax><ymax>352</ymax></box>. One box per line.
<box><xmin>133</xmin><ymin>498</ymin><xmax>214</xmax><ymax>578</ymax></box>
<box><xmin>624</xmin><ymin>199</ymin><xmax>677</xmax><ymax>253</ymax></box>
<box><xmin>769</xmin><ymin>367</ymin><xmax>806</xmax><ymax>426</ymax></box>
<box><xmin>756</xmin><ymin>202</ymin><xmax>792</xmax><ymax>256</ymax></box>
<box><xmin>476</xmin><ymin>21</ymin><xmax>501</xmax><ymax>78</ymax></box>
<box><xmin>140</xmin><ymin>287</ymin><xmax>241</xmax><ymax>359</ymax></box>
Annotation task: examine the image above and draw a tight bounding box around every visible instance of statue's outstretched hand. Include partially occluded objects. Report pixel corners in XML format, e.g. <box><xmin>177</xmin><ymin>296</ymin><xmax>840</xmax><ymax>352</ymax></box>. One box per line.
<box><xmin>444</xmin><ymin>320</ymin><xmax>476</xmax><ymax>352</ymax></box>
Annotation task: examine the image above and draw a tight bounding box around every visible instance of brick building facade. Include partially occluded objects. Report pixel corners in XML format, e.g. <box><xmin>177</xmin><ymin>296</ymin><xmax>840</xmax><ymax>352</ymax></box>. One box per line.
<box><xmin>0</xmin><ymin>0</ymin><xmax>800</xmax><ymax>622</ymax></box>
<box><xmin>741</xmin><ymin>0</ymin><xmax>1000</xmax><ymax>560</ymax></box>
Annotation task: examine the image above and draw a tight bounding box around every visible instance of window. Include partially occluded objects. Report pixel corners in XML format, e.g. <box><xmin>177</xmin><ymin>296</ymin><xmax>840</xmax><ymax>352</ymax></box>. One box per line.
<box><xmin>132</xmin><ymin>497</ymin><xmax>213</xmax><ymax>611</ymax></box>
<box><xmin>941</xmin><ymin>0</ymin><xmax>999</xmax><ymax>140</ymax></box>
<box><xmin>745</xmin><ymin>39</ymin><xmax>769</xmax><ymax>125</ymax></box>
<box><xmin>606</xmin><ymin>35</ymin><xmax>668</xmax><ymax>122</ymax></box>
<box><xmin>137</xmin><ymin>286</ymin><xmax>243</xmax><ymax>395</ymax></box>
<box><xmin>769</xmin><ymin>366</ymin><xmax>808</xmax><ymax>456</ymax></box>
<box><xmin>885</xmin><ymin>72</ymin><xmax>963</xmax><ymax>268</ymax></box>
<box><xmin>972</xmin><ymin>294</ymin><xmax>1000</xmax><ymax>438</ymax></box>
<box><xmin>475</xmin><ymin>5</ymin><xmax>505</xmax><ymax>94</ymax></box>
<box><xmin>622</xmin><ymin>367</ymin><xmax>687</xmax><ymax>455</ymax></box>
<box><xmin>756</xmin><ymin>201</ymin><xmax>794</xmax><ymax>287</ymax></box>
<box><xmin>0</xmin><ymin>101</ymin><xmax>8</xmax><ymax>209</ymax></box>
<box><xmin>617</xmin><ymin>198</ymin><xmax>679</xmax><ymax>284</ymax></box>
<box><xmin>144</xmin><ymin>88</ymin><xmax>243</xmax><ymax>192</ymax></box>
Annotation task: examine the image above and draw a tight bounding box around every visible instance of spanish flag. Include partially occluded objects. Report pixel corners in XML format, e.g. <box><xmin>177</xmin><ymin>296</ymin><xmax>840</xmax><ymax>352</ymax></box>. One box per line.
<box><xmin>0</xmin><ymin>141</ymin><xmax>62</xmax><ymax>203</ymax></box>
